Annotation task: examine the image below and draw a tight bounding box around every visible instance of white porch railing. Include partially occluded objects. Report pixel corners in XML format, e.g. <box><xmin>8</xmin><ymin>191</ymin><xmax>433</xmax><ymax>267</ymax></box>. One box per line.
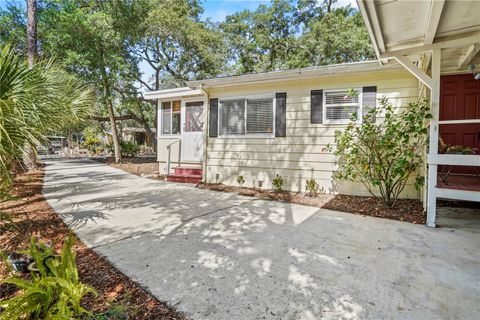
<box><xmin>166</xmin><ymin>139</ymin><xmax>181</xmax><ymax>175</ymax></box>
<box><xmin>427</xmin><ymin>119</ymin><xmax>480</xmax><ymax>226</ymax></box>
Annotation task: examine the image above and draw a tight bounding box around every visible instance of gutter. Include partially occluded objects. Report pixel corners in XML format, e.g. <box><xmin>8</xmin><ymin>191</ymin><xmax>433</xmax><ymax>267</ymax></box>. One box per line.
<box><xmin>188</xmin><ymin>61</ymin><xmax>401</xmax><ymax>88</ymax></box>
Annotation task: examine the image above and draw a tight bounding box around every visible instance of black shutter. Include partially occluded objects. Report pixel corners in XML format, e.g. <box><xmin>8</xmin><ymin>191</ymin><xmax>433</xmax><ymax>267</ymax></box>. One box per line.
<box><xmin>275</xmin><ymin>92</ymin><xmax>287</xmax><ymax>137</ymax></box>
<box><xmin>362</xmin><ymin>86</ymin><xmax>377</xmax><ymax>123</ymax></box>
<box><xmin>311</xmin><ymin>90</ymin><xmax>323</xmax><ymax>124</ymax></box>
<box><xmin>209</xmin><ymin>98</ymin><xmax>218</xmax><ymax>137</ymax></box>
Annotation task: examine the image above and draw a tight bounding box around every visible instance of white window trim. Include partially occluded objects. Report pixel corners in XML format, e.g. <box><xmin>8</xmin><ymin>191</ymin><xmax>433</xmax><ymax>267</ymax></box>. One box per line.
<box><xmin>322</xmin><ymin>88</ymin><xmax>363</xmax><ymax>125</ymax></box>
<box><xmin>160</xmin><ymin>100</ymin><xmax>181</xmax><ymax>137</ymax></box>
<box><xmin>218</xmin><ymin>94</ymin><xmax>276</xmax><ymax>139</ymax></box>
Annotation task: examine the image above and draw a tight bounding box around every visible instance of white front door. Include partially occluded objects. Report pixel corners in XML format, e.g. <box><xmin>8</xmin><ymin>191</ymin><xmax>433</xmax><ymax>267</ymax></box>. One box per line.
<box><xmin>181</xmin><ymin>100</ymin><xmax>204</xmax><ymax>162</ymax></box>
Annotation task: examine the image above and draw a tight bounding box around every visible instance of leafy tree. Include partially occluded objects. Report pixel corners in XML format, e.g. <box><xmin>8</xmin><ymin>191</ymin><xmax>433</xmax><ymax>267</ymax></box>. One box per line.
<box><xmin>328</xmin><ymin>97</ymin><xmax>431</xmax><ymax>207</ymax></box>
<box><xmin>0</xmin><ymin>3</ymin><xmax>26</xmax><ymax>53</ymax></box>
<box><xmin>297</xmin><ymin>7</ymin><xmax>375</xmax><ymax>66</ymax></box>
<box><xmin>294</xmin><ymin>0</ymin><xmax>336</xmax><ymax>26</ymax></box>
<box><xmin>221</xmin><ymin>0</ymin><xmax>374</xmax><ymax>73</ymax></box>
<box><xmin>0</xmin><ymin>45</ymin><xmax>93</xmax><ymax>190</ymax></box>
<box><xmin>136</xmin><ymin>0</ymin><xmax>226</xmax><ymax>84</ymax></box>
<box><xmin>220</xmin><ymin>0</ymin><xmax>298</xmax><ymax>73</ymax></box>
<box><xmin>38</xmin><ymin>0</ymin><xmax>136</xmax><ymax>163</ymax></box>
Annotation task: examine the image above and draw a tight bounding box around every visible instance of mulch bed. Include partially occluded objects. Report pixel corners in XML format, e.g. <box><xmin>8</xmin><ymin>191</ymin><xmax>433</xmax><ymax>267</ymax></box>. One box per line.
<box><xmin>95</xmin><ymin>157</ymin><xmax>162</xmax><ymax>178</ymax></box>
<box><xmin>197</xmin><ymin>183</ymin><xmax>426</xmax><ymax>224</ymax></box>
<box><xmin>322</xmin><ymin>195</ymin><xmax>426</xmax><ymax>224</ymax></box>
<box><xmin>0</xmin><ymin>168</ymin><xmax>185</xmax><ymax>319</ymax></box>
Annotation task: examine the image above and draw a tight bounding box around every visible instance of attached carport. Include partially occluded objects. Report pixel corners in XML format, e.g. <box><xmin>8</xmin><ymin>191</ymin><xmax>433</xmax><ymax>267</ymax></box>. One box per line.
<box><xmin>358</xmin><ymin>0</ymin><xmax>480</xmax><ymax>227</ymax></box>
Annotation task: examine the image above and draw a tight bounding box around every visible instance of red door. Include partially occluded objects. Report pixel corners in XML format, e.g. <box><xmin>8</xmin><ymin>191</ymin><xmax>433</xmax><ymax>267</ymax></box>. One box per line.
<box><xmin>439</xmin><ymin>74</ymin><xmax>480</xmax><ymax>174</ymax></box>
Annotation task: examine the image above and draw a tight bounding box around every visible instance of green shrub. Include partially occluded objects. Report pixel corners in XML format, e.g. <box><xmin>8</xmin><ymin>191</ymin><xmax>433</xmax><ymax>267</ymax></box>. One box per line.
<box><xmin>236</xmin><ymin>175</ymin><xmax>245</xmax><ymax>187</ymax></box>
<box><xmin>120</xmin><ymin>141</ymin><xmax>140</xmax><ymax>157</ymax></box>
<box><xmin>106</xmin><ymin>141</ymin><xmax>140</xmax><ymax>157</ymax></box>
<box><xmin>326</xmin><ymin>97</ymin><xmax>431</xmax><ymax>207</ymax></box>
<box><xmin>305</xmin><ymin>179</ymin><xmax>319</xmax><ymax>197</ymax></box>
<box><xmin>82</xmin><ymin>136</ymin><xmax>101</xmax><ymax>154</ymax></box>
<box><xmin>0</xmin><ymin>237</ymin><xmax>96</xmax><ymax>319</ymax></box>
<box><xmin>272</xmin><ymin>174</ymin><xmax>285</xmax><ymax>191</ymax></box>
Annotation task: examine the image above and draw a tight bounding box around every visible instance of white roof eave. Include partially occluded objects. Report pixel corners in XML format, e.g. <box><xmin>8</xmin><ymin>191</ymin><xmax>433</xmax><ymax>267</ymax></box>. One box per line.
<box><xmin>188</xmin><ymin>60</ymin><xmax>401</xmax><ymax>88</ymax></box>
<box><xmin>143</xmin><ymin>88</ymin><xmax>204</xmax><ymax>100</ymax></box>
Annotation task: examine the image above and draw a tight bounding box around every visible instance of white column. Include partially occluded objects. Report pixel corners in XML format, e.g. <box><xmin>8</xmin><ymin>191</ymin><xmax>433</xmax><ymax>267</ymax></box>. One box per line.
<box><xmin>426</xmin><ymin>48</ymin><xmax>441</xmax><ymax>228</ymax></box>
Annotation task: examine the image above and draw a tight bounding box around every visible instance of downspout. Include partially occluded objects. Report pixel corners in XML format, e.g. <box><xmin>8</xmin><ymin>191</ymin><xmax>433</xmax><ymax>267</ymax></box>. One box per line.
<box><xmin>200</xmin><ymin>85</ymin><xmax>209</xmax><ymax>183</ymax></box>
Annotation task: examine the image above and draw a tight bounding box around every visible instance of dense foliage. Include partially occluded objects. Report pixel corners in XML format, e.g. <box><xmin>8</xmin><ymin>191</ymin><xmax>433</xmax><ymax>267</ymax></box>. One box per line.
<box><xmin>0</xmin><ymin>237</ymin><xmax>96</xmax><ymax>319</ymax></box>
<box><xmin>0</xmin><ymin>0</ymin><xmax>374</xmax><ymax>164</ymax></box>
<box><xmin>328</xmin><ymin>97</ymin><xmax>431</xmax><ymax>207</ymax></box>
<box><xmin>0</xmin><ymin>45</ymin><xmax>93</xmax><ymax>190</ymax></box>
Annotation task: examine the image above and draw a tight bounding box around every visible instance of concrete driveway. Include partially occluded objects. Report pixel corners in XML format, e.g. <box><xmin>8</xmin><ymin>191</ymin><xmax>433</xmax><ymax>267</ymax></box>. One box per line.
<box><xmin>43</xmin><ymin>159</ymin><xmax>480</xmax><ymax>320</ymax></box>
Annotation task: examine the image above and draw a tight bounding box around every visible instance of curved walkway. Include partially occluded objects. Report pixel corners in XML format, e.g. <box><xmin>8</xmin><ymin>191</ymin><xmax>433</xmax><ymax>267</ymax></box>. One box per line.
<box><xmin>43</xmin><ymin>159</ymin><xmax>480</xmax><ymax>320</ymax></box>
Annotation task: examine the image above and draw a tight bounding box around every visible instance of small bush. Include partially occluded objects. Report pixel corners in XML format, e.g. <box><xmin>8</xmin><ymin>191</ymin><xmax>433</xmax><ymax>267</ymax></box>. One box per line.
<box><xmin>120</xmin><ymin>141</ymin><xmax>140</xmax><ymax>157</ymax></box>
<box><xmin>236</xmin><ymin>175</ymin><xmax>245</xmax><ymax>187</ymax></box>
<box><xmin>0</xmin><ymin>237</ymin><xmax>96</xmax><ymax>319</ymax></box>
<box><xmin>106</xmin><ymin>141</ymin><xmax>140</xmax><ymax>157</ymax></box>
<box><xmin>305</xmin><ymin>179</ymin><xmax>319</xmax><ymax>197</ymax></box>
<box><xmin>272</xmin><ymin>174</ymin><xmax>285</xmax><ymax>191</ymax></box>
<box><xmin>82</xmin><ymin>136</ymin><xmax>101</xmax><ymax>154</ymax></box>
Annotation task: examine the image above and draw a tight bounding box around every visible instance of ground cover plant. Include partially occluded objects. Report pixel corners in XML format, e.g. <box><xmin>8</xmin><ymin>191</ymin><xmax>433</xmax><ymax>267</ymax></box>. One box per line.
<box><xmin>0</xmin><ymin>237</ymin><xmax>96</xmax><ymax>319</ymax></box>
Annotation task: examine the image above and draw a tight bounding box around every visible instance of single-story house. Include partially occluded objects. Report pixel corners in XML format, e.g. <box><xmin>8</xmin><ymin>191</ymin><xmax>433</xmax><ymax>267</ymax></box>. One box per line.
<box><xmin>120</xmin><ymin>127</ymin><xmax>156</xmax><ymax>146</ymax></box>
<box><xmin>144</xmin><ymin>0</ymin><xmax>480</xmax><ymax>227</ymax></box>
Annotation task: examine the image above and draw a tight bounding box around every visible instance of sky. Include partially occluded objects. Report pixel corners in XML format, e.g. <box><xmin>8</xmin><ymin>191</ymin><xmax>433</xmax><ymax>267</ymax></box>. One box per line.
<box><xmin>201</xmin><ymin>0</ymin><xmax>358</xmax><ymax>22</ymax></box>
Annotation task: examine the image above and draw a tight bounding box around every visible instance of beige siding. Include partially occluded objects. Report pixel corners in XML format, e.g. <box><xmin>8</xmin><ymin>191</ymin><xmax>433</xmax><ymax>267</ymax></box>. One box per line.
<box><xmin>204</xmin><ymin>69</ymin><xmax>421</xmax><ymax>199</ymax></box>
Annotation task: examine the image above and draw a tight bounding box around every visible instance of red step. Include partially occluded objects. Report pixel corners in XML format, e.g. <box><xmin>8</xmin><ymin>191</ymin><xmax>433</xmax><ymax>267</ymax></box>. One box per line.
<box><xmin>166</xmin><ymin>173</ymin><xmax>202</xmax><ymax>184</ymax></box>
<box><xmin>173</xmin><ymin>166</ymin><xmax>203</xmax><ymax>175</ymax></box>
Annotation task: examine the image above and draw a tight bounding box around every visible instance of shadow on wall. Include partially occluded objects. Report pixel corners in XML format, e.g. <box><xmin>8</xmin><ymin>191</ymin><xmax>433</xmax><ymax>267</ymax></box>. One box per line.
<box><xmin>205</xmin><ymin>113</ymin><xmax>419</xmax><ymax>199</ymax></box>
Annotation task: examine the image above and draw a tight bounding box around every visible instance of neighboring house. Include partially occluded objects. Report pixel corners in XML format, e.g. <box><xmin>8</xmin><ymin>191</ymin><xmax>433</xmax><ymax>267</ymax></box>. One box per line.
<box><xmin>120</xmin><ymin>127</ymin><xmax>157</xmax><ymax>146</ymax></box>
<box><xmin>144</xmin><ymin>0</ymin><xmax>480</xmax><ymax>227</ymax></box>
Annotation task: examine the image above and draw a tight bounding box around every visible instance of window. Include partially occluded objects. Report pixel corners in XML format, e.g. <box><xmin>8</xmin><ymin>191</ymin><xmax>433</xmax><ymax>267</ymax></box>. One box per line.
<box><xmin>185</xmin><ymin>101</ymin><xmax>204</xmax><ymax>132</ymax></box>
<box><xmin>247</xmin><ymin>97</ymin><xmax>274</xmax><ymax>133</ymax></box>
<box><xmin>219</xmin><ymin>95</ymin><xmax>274</xmax><ymax>137</ymax></box>
<box><xmin>220</xmin><ymin>98</ymin><xmax>245</xmax><ymax>135</ymax></box>
<box><xmin>161</xmin><ymin>100</ymin><xmax>181</xmax><ymax>134</ymax></box>
<box><xmin>323</xmin><ymin>89</ymin><xmax>361</xmax><ymax>124</ymax></box>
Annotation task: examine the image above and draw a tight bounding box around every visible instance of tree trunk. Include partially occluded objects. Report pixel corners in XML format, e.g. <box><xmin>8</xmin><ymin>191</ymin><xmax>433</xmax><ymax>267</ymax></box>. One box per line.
<box><xmin>27</xmin><ymin>0</ymin><xmax>37</xmax><ymax>68</ymax></box>
<box><xmin>326</xmin><ymin>0</ymin><xmax>335</xmax><ymax>13</ymax></box>
<box><xmin>101</xmin><ymin>71</ymin><xmax>122</xmax><ymax>164</ymax></box>
<box><xmin>67</xmin><ymin>130</ymin><xmax>73</xmax><ymax>156</ymax></box>
<box><xmin>23</xmin><ymin>0</ymin><xmax>38</xmax><ymax>170</ymax></box>
<box><xmin>137</xmin><ymin>102</ymin><xmax>155</xmax><ymax>147</ymax></box>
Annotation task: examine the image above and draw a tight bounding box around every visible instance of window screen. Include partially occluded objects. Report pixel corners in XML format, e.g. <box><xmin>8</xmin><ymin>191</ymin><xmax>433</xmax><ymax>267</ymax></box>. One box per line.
<box><xmin>172</xmin><ymin>100</ymin><xmax>181</xmax><ymax>134</ymax></box>
<box><xmin>162</xmin><ymin>102</ymin><xmax>171</xmax><ymax>134</ymax></box>
<box><xmin>324</xmin><ymin>90</ymin><xmax>360</xmax><ymax>123</ymax></box>
<box><xmin>161</xmin><ymin>101</ymin><xmax>181</xmax><ymax>134</ymax></box>
<box><xmin>220</xmin><ymin>99</ymin><xmax>245</xmax><ymax>135</ymax></box>
<box><xmin>246</xmin><ymin>97</ymin><xmax>274</xmax><ymax>133</ymax></box>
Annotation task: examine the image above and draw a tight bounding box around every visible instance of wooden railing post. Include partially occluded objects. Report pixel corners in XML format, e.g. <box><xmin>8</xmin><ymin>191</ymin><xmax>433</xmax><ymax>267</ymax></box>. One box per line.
<box><xmin>427</xmin><ymin>48</ymin><xmax>441</xmax><ymax>228</ymax></box>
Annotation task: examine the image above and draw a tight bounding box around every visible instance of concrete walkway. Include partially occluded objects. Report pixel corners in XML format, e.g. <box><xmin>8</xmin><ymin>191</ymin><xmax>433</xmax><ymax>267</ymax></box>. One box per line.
<box><xmin>43</xmin><ymin>159</ymin><xmax>480</xmax><ymax>320</ymax></box>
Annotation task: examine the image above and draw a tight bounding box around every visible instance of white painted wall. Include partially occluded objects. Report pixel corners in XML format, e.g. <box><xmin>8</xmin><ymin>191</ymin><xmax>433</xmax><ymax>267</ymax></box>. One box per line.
<box><xmin>203</xmin><ymin>69</ymin><xmax>421</xmax><ymax>198</ymax></box>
